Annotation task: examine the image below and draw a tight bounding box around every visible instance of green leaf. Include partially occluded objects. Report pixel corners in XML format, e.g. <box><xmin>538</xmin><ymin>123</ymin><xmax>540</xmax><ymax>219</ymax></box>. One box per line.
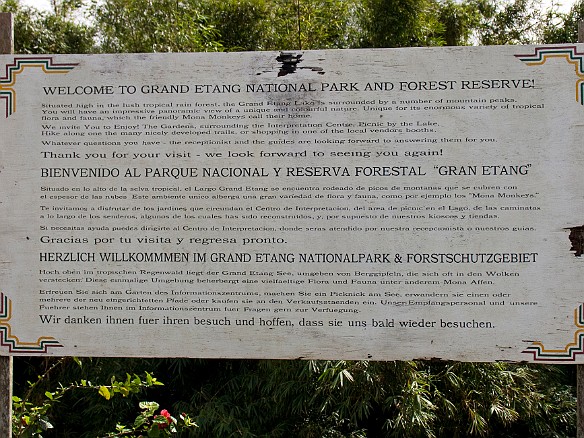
<box><xmin>44</xmin><ymin>391</ymin><xmax>53</xmax><ymax>400</ymax></box>
<box><xmin>139</xmin><ymin>401</ymin><xmax>159</xmax><ymax>415</ymax></box>
<box><xmin>39</xmin><ymin>418</ymin><xmax>53</xmax><ymax>430</ymax></box>
<box><xmin>147</xmin><ymin>425</ymin><xmax>161</xmax><ymax>437</ymax></box>
<box><xmin>98</xmin><ymin>386</ymin><xmax>111</xmax><ymax>400</ymax></box>
<box><xmin>133</xmin><ymin>414</ymin><xmax>147</xmax><ymax>428</ymax></box>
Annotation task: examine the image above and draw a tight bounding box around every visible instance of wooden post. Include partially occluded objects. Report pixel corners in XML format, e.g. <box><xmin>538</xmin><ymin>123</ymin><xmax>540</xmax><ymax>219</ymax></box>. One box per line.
<box><xmin>578</xmin><ymin>20</ymin><xmax>584</xmax><ymax>46</ymax></box>
<box><xmin>0</xmin><ymin>13</ymin><xmax>14</xmax><ymax>55</ymax></box>
<box><xmin>0</xmin><ymin>357</ymin><xmax>12</xmax><ymax>437</ymax></box>
<box><xmin>0</xmin><ymin>13</ymin><xmax>14</xmax><ymax>438</ymax></box>
<box><xmin>579</xmin><ymin>364</ymin><xmax>584</xmax><ymax>438</ymax></box>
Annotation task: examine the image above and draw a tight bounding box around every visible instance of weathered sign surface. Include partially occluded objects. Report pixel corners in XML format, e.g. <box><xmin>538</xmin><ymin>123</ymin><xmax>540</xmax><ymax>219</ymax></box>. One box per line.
<box><xmin>1</xmin><ymin>46</ymin><xmax>583</xmax><ymax>362</ymax></box>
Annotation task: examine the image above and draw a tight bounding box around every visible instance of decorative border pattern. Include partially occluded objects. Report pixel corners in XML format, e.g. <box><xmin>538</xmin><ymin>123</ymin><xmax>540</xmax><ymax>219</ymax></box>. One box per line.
<box><xmin>0</xmin><ymin>57</ymin><xmax>78</xmax><ymax>118</ymax></box>
<box><xmin>0</xmin><ymin>292</ymin><xmax>63</xmax><ymax>354</ymax></box>
<box><xmin>522</xmin><ymin>304</ymin><xmax>584</xmax><ymax>362</ymax></box>
<box><xmin>515</xmin><ymin>46</ymin><xmax>584</xmax><ymax>105</ymax></box>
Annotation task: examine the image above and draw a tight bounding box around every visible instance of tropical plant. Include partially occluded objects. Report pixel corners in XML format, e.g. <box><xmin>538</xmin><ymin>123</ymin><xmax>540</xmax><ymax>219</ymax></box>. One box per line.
<box><xmin>91</xmin><ymin>0</ymin><xmax>222</xmax><ymax>53</ymax></box>
<box><xmin>356</xmin><ymin>0</ymin><xmax>445</xmax><ymax>47</ymax></box>
<box><xmin>467</xmin><ymin>0</ymin><xmax>549</xmax><ymax>45</ymax></box>
<box><xmin>0</xmin><ymin>0</ymin><xmax>95</xmax><ymax>53</ymax></box>
<box><xmin>542</xmin><ymin>0</ymin><xmax>584</xmax><ymax>43</ymax></box>
<box><xmin>12</xmin><ymin>357</ymin><xmax>197</xmax><ymax>437</ymax></box>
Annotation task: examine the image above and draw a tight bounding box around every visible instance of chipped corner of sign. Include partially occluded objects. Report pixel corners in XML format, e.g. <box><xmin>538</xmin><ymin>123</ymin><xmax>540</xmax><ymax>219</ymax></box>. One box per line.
<box><xmin>565</xmin><ymin>225</ymin><xmax>584</xmax><ymax>256</ymax></box>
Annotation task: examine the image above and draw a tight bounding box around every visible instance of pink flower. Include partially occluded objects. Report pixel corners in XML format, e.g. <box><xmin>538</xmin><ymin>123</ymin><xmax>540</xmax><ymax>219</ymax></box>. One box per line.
<box><xmin>156</xmin><ymin>409</ymin><xmax>172</xmax><ymax>429</ymax></box>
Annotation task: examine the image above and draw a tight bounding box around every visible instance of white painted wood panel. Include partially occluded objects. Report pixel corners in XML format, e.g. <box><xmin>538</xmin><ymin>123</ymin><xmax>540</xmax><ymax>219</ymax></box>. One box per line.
<box><xmin>0</xmin><ymin>46</ymin><xmax>582</xmax><ymax>362</ymax></box>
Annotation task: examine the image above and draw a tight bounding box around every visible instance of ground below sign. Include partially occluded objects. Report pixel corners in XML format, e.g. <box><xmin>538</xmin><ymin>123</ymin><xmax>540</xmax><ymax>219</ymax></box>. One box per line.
<box><xmin>0</xmin><ymin>46</ymin><xmax>583</xmax><ymax>361</ymax></box>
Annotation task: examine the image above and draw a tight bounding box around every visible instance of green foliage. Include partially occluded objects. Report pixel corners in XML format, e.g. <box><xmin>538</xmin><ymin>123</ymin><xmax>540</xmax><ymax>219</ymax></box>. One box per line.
<box><xmin>148</xmin><ymin>359</ymin><xmax>574</xmax><ymax>437</ymax></box>
<box><xmin>261</xmin><ymin>0</ymin><xmax>361</xmax><ymax>50</ymax></box>
<box><xmin>104</xmin><ymin>401</ymin><xmax>197</xmax><ymax>438</ymax></box>
<box><xmin>198</xmin><ymin>0</ymin><xmax>270</xmax><ymax>51</ymax></box>
<box><xmin>542</xmin><ymin>0</ymin><xmax>584</xmax><ymax>43</ymax></box>
<box><xmin>200</xmin><ymin>0</ymin><xmax>360</xmax><ymax>51</ymax></box>
<box><xmin>0</xmin><ymin>0</ymin><xmax>95</xmax><ymax>53</ymax></box>
<box><xmin>6</xmin><ymin>0</ymin><xmax>575</xmax><ymax>53</ymax></box>
<box><xmin>436</xmin><ymin>0</ymin><xmax>482</xmax><ymax>45</ymax></box>
<box><xmin>428</xmin><ymin>362</ymin><xmax>576</xmax><ymax>437</ymax></box>
<box><xmin>91</xmin><ymin>0</ymin><xmax>222</xmax><ymax>53</ymax></box>
<box><xmin>11</xmin><ymin>355</ymin><xmax>577</xmax><ymax>437</ymax></box>
<box><xmin>466</xmin><ymin>0</ymin><xmax>548</xmax><ymax>45</ymax></box>
<box><xmin>356</xmin><ymin>0</ymin><xmax>445</xmax><ymax>47</ymax></box>
<box><xmin>12</xmin><ymin>357</ymin><xmax>196</xmax><ymax>437</ymax></box>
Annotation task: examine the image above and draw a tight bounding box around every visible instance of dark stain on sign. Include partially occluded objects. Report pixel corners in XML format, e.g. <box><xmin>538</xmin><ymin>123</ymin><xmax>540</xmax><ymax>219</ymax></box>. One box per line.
<box><xmin>566</xmin><ymin>225</ymin><xmax>584</xmax><ymax>256</ymax></box>
<box><xmin>276</xmin><ymin>52</ymin><xmax>324</xmax><ymax>77</ymax></box>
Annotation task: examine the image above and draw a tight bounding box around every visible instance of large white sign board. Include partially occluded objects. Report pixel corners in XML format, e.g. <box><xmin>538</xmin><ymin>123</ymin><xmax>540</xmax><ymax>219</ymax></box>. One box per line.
<box><xmin>1</xmin><ymin>46</ymin><xmax>583</xmax><ymax>362</ymax></box>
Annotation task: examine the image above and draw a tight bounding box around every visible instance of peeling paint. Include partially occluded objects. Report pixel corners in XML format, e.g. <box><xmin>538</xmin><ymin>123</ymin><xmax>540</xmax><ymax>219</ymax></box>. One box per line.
<box><xmin>566</xmin><ymin>225</ymin><xmax>584</xmax><ymax>256</ymax></box>
<box><xmin>276</xmin><ymin>52</ymin><xmax>302</xmax><ymax>76</ymax></box>
<box><xmin>276</xmin><ymin>52</ymin><xmax>324</xmax><ymax>77</ymax></box>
